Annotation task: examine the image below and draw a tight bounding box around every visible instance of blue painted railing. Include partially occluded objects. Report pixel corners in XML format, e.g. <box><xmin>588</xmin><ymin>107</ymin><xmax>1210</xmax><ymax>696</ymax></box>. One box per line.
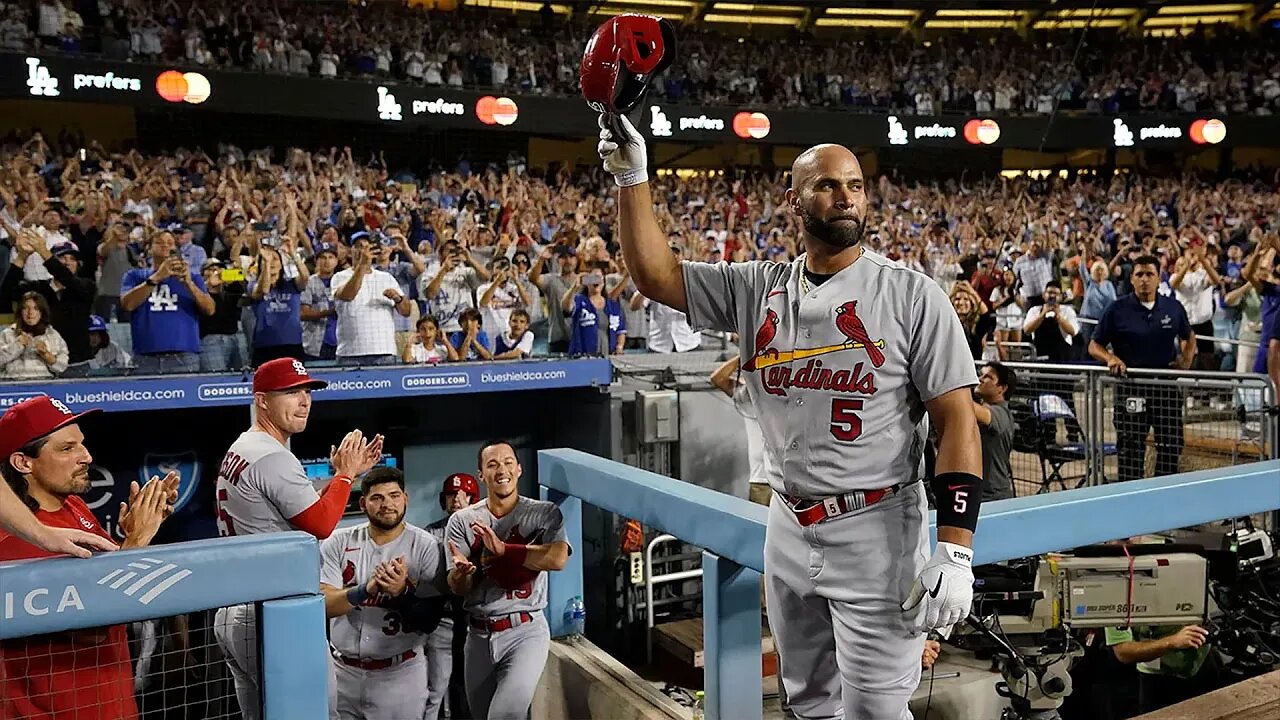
<box><xmin>539</xmin><ymin>451</ymin><xmax>1280</xmax><ymax>720</ymax></box>
<box><xmin>0</xmin><ymin>532</ymin><xmax>326</xmax><ymax>720</ymax></box>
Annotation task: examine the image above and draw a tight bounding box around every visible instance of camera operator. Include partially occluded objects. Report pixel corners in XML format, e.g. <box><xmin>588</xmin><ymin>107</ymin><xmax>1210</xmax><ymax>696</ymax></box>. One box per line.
<box><xmin>1105</xmin><ymin>623</ymin><xmax>1215</xmax><ymax>714</ymax></box>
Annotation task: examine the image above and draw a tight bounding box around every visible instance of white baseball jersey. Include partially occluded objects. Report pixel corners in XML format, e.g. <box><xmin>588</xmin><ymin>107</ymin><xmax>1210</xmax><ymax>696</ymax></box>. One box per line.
<box><xmin>444</xmin><ymin>497</ymin><xmax>568</xmax><ymax>617</ymax></box>
<box><xmin>215</xmin><ymin>431</ymin><xmax>318</xmax><ymax>536</ymax></box>
<box><xmin>681</xmin><ymin>252</ymin><xmax>976</xmax><ymax>498</ymax></box>
<box><xmin>320</xmin><ymin>523</ymin><xmax>446</xmax><ymax>658</ymax></box>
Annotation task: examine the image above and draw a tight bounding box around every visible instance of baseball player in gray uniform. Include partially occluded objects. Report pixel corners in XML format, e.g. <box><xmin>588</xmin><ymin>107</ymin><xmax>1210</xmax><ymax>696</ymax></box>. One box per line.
<box><xmin>599</xmin><ymin>116</ymin><xmax>983</xmax><ymax>720</ymax></box>
<box><xmin>445</xmin><ymin>440</ymin><xmax>570</xmax><ymax>720</ymax></box>
<box><xmin>320</xmin><ymin>467</ymin><xmax>449</xmax><ymax>720</ymax></box>
<box><xmin>425</xmin><ymin>472</ymin><xmax>481</xmax><ymax>720</ymax></box>
<box><xmin>213</xmin><ymin>357</ymin><xmax>385</xmax><ymax>720</ymax></box>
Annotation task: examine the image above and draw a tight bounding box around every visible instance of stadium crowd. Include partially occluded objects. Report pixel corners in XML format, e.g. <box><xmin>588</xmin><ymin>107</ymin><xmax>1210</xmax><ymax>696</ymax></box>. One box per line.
<box><xmin>3</xmin><ymin>0</ymin><xmax>1280</xmax><ymax>115</ymax></box>
<box><xmin>0</xmin><ymin>130</ymin><xmax>1278</xmax><ymax>379</ymax></box>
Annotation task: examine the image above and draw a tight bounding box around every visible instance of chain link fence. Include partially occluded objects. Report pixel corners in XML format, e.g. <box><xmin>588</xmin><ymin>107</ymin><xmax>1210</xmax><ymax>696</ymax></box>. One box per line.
<box><xmin>980</xmin><ymin>361</ymin><xmax>1276</xmax><ymax>497</ymax></box>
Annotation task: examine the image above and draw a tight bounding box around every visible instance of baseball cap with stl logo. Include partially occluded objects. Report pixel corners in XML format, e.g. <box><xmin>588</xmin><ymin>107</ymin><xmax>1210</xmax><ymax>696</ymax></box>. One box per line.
<box><xmin>0</xmin><ymin>397</ymin><xmax>101</xmax><ymax>459</ymax></box>
<box><xmin>252</xmin><ymin>358</ymin><xmax>329</xmax><ymax>394</ymax></box>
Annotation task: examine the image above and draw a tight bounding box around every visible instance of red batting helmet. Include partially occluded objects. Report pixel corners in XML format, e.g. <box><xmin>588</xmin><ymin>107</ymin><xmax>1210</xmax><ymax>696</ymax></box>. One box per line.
<box><xmin>440</xmin><ymin>472</ymin><xmax>480</xmax><ymax>509</ymax></box>
<box><xmin>580</xmin><ymin>14</ymin><xmax>676</xmax><ymax>114</ymax></box>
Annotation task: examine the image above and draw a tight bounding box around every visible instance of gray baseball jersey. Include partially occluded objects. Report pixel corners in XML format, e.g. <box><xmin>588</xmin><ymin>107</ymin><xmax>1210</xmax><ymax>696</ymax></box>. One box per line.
<box><xmin>320</xmin><ymin>523</ymin><xmax>446</xmax><ymax>658</ymax></box>
<box><xmin>443</xmin><ymin>497</ymin><xmax>568</xmax><ymax>616</ymax></box>
<box><xmin>681</xmin><ymin>251</ymin><xmax>977</xmax><ymax>498</ymax></box>
<box><xmin>215</xmin><ymin>430</ymin><xmax>319</xmax><ymax>537</ymax></box>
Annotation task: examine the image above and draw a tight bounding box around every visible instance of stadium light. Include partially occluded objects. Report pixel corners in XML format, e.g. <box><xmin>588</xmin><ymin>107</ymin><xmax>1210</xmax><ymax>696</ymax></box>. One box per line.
<box><xmin>934</xmin><ymin>9</ymin><xmax>1026</xmax><ymax>17</ymax></box>
<box><xmin>824</xmin><ymin>7</ymin><xmax>917</xmax><ymax>16</ymax></box>
<box><xmin>714</xmin><ymin>2</ymin><xmax>804</xmax><ymax>13</ymax></box>
<box><xmin>1154</xmin><ymin>3</ymin><xmax>1252</xmax><ymax>13</ymax></box>
<box><xmin>924</xmin><ymin>19</ymin><xmax>1022</xmax><ymax>28</ymax></box>
<box><xmin>1144</xmin><ymin>13</ymin><xmax>1241</xmax><ymax>25</ymax></box>
<box><xmin>1050</xmin><ymin>8</ymin><xmax>1138</xmax><ymax>17</ymax></box>
<box><xmin>588</xmin><ymin>4</ymin><xmax>687</xmax><ymax>21</ymax></box>
<box><xmin>814</xmin><ymin>17</ymin><xmax>912</xmax><ymax>28</ymax></box>
<box><xmin>595</xmin><ymin>0</ymin><xmax>698</xmax><ymax>9</ymax></box>
<box><xmin>466</xmin><ymin>0</ymin><xmax>571</xmax><ymax>12</ymax></box>
<box><xmin>1033</xmin><ymin>18</ymin><xmax>1128</xmax><ymax>29</ymax></box>
<box><xmin>704</xmin><ymin>13</ymin><xmax>802</xmax><ymax>25</ymax></box>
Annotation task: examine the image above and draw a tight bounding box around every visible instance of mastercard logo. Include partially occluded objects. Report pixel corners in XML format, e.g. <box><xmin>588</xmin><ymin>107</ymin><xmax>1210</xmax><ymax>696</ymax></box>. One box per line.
<box><xmin>732</xmin><ymin>111</ymin><xmax>771</xmax><ymax>139</ymax></box>
<box><xmin>155</xmin><ymin>71</ymin><xmax>210</xmax><ymax>104</ymax></box>
<box><xmin>1189</xmin><ymin>118</ymin><xmax>1226</xmax><ymax>145</ymax></box>
<box><xmin>475</xmin><ymin>96</ymin><xmax>519</xmax><ymax>126</ymax></box>
<box><xmin>963</xmin><ymin>119</ymin><xmax>1001</xmax><ymax>145</ymax></box>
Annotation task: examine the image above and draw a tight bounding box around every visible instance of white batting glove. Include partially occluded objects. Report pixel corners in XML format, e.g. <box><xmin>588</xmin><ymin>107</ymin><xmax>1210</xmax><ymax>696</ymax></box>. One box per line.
<box><xmin>901</xmin><ymin>542</ymin><xmax>974</xmax><ymax>634</ymax></box>
<box><xmin>597</xmin><ymin>113</ymin><xmax>648</xmax><ymax>188</ymax></box>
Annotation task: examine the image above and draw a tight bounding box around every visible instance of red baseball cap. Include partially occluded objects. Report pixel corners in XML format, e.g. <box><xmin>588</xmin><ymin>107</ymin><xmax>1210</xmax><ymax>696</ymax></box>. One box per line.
<box><xmin>0</xmin><ymin>396</ymin><xmax>100</xmax><ymax>459</ymax></box>
<box><xmin>441</xmin><ymin>473</ymin><xmax>480</xmax><ymax>502</ymax></box>
<box><xmin>252</xmin><ymin>358</ymin><xmax>329</xmax><ymax>394</ymax></box>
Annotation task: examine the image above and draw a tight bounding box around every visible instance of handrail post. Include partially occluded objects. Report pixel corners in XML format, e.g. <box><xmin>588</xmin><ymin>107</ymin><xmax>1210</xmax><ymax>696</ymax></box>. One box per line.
<box><xmin>261</xmin><ymin>595</ymin><xmax>328</xmax><ymax>720</ymax></box>
<box><xmin>702</xmin><ymin>550</ymin><xmax>762</xmax><ymax>720</ymax></box>
<box><xmin>541</xmin><ymin>486</ymin><xmax>583</xmax><ymax>638</ymax></box>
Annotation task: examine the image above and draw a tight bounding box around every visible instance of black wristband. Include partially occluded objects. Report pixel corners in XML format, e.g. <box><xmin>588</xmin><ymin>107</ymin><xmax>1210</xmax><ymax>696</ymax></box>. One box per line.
<box><xmin>931</xmin><ymin>471</ymin><xmax>982</xmax><ymax>533</ymax></box>
<box><xmin>346</xmin><ymin>584</ymin><xmax>370</xmax><ymax>606</ymax></box>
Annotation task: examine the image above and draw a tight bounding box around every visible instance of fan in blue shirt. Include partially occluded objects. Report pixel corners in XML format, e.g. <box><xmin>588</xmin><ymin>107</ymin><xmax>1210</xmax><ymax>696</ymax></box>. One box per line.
<box><xmin>119</xmin><ymin>230</ymin><xmax>215</xmax><ymax>374</ymax></box>
<box><xmin>248</xmin><ymin>245</ymin><xmax>310</xmax><ymax>366</ymax></box>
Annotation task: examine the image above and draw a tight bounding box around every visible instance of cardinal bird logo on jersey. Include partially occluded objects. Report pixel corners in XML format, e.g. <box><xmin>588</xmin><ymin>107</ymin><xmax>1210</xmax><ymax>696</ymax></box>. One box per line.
<box><xmin>742</xmin><ymin>296</ymin><xmax>885</xmax><ymax>399</ymax></box>
<box><xmin>743</xmin><ymin>309</ymin><xmax>780</xmax><ymax>371</ymax></box>
<box><xmin>835</xmin><ymin>301</ymin><xmax>886</xmax><ymax>368</ymax></box>
<box><xmin>342</xmin><ymin>560</ymin><xmax>356</xmax><ymax>586</ymax></box>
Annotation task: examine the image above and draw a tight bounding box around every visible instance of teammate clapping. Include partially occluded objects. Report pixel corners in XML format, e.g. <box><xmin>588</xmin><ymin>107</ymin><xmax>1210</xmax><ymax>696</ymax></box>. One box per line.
<box><xmin>445</xmin><ymin>441</ymin><xmax>570</xmax><ymax>720</ymax></box>
<box><xmin>213</xmin><ymin>357</ymin><xmax>384</xmax><ymax>720</ymax></box>
<box><xmin>320</xmin><ymin>467</ymin><xmax>448</xmax><ymax>720</ymax></box>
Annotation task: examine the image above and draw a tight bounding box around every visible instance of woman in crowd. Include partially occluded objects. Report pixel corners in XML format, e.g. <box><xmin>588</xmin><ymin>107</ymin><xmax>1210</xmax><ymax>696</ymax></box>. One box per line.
<box><xmin>1079</xmin><ymin>257</ymin><xmax>1117</xmax><ymax>345</ymax></box>
<box><xmin>951</xmin><ymin>284</ymin><xmax>992</xmax><ymax>361</ymax></box>
<box><xmin>0</xmin><ymin>292</ymin><xmax>69</xmax><ymax>379</ymax></box>
<box><xmin>564</xmin><ymin>264</ymin><xmax>626</xmax><ymax>357</ymax></box>
<box><xmin>989</xmin><ymin>265</ymin><xmax>1024</xmax><ymax>359</ymax></box>
<box><xmin>403</xmin><ymin>315</ymin><xmax>458</xmax><ymax>364</ymax></box>
<box><xmin>248</xmin><ymin>243</ymin><xmax>309</xmax><ymax>366</ymax></box>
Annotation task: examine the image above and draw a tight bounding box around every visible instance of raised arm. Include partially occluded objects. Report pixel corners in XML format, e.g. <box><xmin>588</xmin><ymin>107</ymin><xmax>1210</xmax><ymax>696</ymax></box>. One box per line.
<box><xmin>600</xmin><ymin>115</ymin><xmax>688</xmax><ymax>311</ymax></box>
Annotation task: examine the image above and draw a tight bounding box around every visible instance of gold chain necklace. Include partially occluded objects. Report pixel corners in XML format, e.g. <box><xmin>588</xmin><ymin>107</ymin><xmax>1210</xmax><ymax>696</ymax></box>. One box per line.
<box><xmin>800</xmin><ymin>247</ymin><xmax>862</xmax><ymax>295</ymax></box>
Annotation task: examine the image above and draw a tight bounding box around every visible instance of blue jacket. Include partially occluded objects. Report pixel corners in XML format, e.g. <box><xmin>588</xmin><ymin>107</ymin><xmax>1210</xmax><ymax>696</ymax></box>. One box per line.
<box><xmin>567</xmin><ymin>293</ymin><xmax>625</xmax><ymax>356</ymax></box>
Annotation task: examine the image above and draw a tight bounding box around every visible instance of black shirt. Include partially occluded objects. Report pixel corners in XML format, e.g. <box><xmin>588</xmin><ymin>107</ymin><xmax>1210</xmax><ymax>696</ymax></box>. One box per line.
<box><xmin>0</xmin><ymin>257</ymin><xmax>96</xmax><ymax>364</ymax></box>
<box><xmin>201</xmin><ymin>283</ymin><xmax>246</xmax><ymax>337</ymax></box>
<box><xmin>1092</xmin><ymin>293</ymin><xmax>1192</xmax><ymax>369</ymax></box>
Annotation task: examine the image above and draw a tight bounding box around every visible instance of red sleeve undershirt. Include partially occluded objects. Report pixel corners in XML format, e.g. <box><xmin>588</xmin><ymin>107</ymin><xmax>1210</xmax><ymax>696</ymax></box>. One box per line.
<box><xmin>287</xmin><ymin>477</ymin><xmax>351</xmax><ymax>539</ymax></box>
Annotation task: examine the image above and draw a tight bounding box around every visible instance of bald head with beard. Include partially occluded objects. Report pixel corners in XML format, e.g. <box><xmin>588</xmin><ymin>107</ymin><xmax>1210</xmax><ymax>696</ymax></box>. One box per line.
<box><xmin>785</xmin><ymin>144</ymin><xmax>868</xmax><ymax>250</ymax></box>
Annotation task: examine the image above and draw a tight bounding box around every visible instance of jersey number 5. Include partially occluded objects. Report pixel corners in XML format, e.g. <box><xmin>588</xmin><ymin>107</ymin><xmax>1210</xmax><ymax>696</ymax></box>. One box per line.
<box><xmin>215</xmin><ymin>488</ymin><xmax>236</xmax><ymax>537</ymax></box>
<box><xmin>829</xmin><ymin>398</ymin><xmax>864</xmax><ymax>442</ymax></box>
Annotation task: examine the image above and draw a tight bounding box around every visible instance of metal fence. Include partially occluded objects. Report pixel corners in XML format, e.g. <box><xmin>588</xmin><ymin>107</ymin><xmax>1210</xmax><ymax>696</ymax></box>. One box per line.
<box><xmin>976</xmin><ymin>361</ymin><xmax>1276</xmax><ymax>497</ymax></box>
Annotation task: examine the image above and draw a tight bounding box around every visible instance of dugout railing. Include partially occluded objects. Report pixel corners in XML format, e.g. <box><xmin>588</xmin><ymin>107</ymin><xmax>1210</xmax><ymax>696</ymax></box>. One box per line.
<box><xmin>539</xmin><ymin>449</ymin><xmax>1280</xmax><ymax>720</ymax></box>
<box><xmin>0</xmin><ymin>532</ymin><xmax>326</xmax><ymax>720</ymax></box>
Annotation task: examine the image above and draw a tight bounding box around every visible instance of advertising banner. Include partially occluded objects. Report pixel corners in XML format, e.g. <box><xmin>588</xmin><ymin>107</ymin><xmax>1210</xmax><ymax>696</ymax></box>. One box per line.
<box><xmin>1</xmin><ymin>53</ymin><xmax>1269</xmax><ymax>150</ymax></box>
<box><xmin>0</xmin><ymin>357</ymin><xmax>614</xmax><ymax>414</ymax></box>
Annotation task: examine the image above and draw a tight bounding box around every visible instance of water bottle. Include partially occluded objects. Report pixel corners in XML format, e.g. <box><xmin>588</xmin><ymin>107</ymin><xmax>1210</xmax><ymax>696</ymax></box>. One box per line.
<box><xmin>691</xmin><ymin>691</ymin><xmax>705</xmax><ymax>720</ymax></box>
<box><xmin>562</xmin><ymin>595</ymin><xmax>586</xmax><ymax>638</ymax></box>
